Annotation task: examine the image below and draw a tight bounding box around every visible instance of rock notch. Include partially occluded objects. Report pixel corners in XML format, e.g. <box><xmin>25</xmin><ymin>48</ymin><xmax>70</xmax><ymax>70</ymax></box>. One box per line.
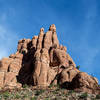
<box><xmin>0</xmin><ymin>24</ymin><xmax>99</xmax><ymax>94</ymax></box>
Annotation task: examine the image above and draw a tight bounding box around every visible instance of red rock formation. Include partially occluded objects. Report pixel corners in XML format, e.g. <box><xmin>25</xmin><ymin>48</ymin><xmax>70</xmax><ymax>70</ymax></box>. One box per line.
<box><xmin>0</xmin><ymin>24</ymin><xmax>99</xmax><ymax>94</ymax></box>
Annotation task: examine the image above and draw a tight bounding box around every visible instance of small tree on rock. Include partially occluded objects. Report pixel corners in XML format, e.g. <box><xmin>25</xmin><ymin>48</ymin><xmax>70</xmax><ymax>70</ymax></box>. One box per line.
<box><xmin>76</xmin><ymin>65</ymin><xmax>80</xmax><ymax>70</ymax></box>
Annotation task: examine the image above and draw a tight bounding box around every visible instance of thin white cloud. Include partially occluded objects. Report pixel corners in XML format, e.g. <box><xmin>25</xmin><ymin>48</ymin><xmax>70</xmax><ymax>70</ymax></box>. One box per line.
<box><xmin>0</xmin><ymin>7</ymin><xmax>19</xmax><ymax>60</ymax></box>
<box><xmin>0</xmin><ymin>25</ymin><xmax>19</xmax><ymax>60</ymax></box>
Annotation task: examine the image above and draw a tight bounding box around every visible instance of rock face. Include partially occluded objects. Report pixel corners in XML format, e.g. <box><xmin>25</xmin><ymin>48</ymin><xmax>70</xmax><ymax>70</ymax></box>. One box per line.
<box><xmin>71</xmin><ymin>72</ymin><xmax>99</xmax><ymax>94</ymax></box>
<box><xmin>0</xmin><ymin>24</ymin><xmax>99</xmax><ymax>94</ymax></box>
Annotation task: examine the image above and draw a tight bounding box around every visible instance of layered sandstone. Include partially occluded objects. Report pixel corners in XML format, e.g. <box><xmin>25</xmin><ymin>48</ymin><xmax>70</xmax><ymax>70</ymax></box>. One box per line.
<box><xmin>0</xmin><ymin>24</ymin><xmax>99</xmax><ymax>94</ymax></box>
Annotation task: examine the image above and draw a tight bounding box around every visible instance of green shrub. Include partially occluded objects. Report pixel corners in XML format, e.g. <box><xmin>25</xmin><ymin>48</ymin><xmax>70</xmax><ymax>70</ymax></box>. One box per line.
<box><xmin>76</xmin><ymin>65</ymin><xmax>80</xmax><ymax>70</ymax></box>
<box><xmin>96</xmin><ymin>94</ymin><xmax>100</xmax><ymax>99</ymax></box>
<box><xmin>49</xmin><ymin>84</ymin><xmax>60</xmax><ymax>89</ymax></box>
<box><xmin>31</xmin><ymin>96</ymin><xmax>37</xmax><ymax>100</ymax></box>
<box><xmin>52</xmin><ymin>90</ymin><xmax>58</xmax><ymax>94</ymax></box>
<box><xmin>54</xmin><ymin>84</ymin><xmax>60</xmax><ymax>88</ymax></box>
<box><xmin>35</xmin><ymin>90</ymin><xmax>45</xmax><ymax>95</ymax></box>
<box><xmin>79</xmin><ymin>92</ymin><xmax>88</xmax><ymax>99</ymax></box>
<box><xmin>91</xmin><ymin>99</ymin><xmax>96</xmax><ymax>100</ymax></box>
<box><xmin>66</xmin><ymin>90</ymin><xmax>75</xmax><ymax>96</ymax></box>
<box><xmin>15</xmin><ymin>93</ymin><xmax>21</xmax><ymax>99</ymax></box>
<box><xmin>44</xmin><ymin>98</ymin><xmax>50</xmax><ymax>100</ymax></box>
<box><xmin>0</xmin><ymin>95</ymin><xmax>2</xmax><ymax>100</ymax></box>
<box><xmin>48</xmin><ymin>84</ymin><xmax>53</xmax><ymax>88</ymax></box>
<box><xmin>98</xmin><ymin>84</ymin><xmax>100</xmax><ymax>88</ymax></box>
<box><xmin>22</xmin><ymin>84</ymin><xmax>29</xmax><ymax>88</ymax></box>
<box><xmin>23</xmin><ymin>93</ymin><xmax>28</xmax><ymax>98</ymax></box>
<box><xmin>3</xmin><ymin>91</ymin><xmax>10</xmax><ymax>99</ymax></box>
<box><xmin>68</xmin><ymin>90</ymin><xmax>74</xmax><ymax>94</ymax></box>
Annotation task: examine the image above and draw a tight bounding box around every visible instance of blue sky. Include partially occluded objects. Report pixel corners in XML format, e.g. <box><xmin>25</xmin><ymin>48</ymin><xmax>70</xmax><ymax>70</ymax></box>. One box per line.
<box><xmin>0</xmin><ymin>0</ymin><xmax>100</xmax><ymax>82</ymax></box>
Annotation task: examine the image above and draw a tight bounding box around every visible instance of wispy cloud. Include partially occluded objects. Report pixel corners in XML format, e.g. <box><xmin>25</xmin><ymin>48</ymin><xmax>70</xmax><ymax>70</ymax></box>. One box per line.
<box><xmin>63</xmin><ymin>0</ymin><xmax>100</xmax><ymax>78</ymax></box>
<box><xmin>0</xmin><ymin>10</ymin><xmax>20</xmax><ymax>60</ymax></box>
<box><xmin>0</xmin><ymin>5</ymin><xmax>20</xmax><ymax>59</ymax></box>
<box><xmin>0</xmin><ymin>24</ymin><xmax>19</xmax><ymax>59</ymax></box>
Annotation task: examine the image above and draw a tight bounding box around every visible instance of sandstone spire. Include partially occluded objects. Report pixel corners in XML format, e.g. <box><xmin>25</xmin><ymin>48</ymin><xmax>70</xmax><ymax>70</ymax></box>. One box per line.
<box><xmin>36</xmin><ymin>28</ymin><xmax>44</xmax><ymax>50</ymax></box>
<box><xmin>0</xmin><ymin>24</ymin><xmax>99</xmax><ymax>94</ymax></box>
<box><xmin>49</xmin><ymin>24</ymin><xmax>56</xmax><ymax>32</ymax></box>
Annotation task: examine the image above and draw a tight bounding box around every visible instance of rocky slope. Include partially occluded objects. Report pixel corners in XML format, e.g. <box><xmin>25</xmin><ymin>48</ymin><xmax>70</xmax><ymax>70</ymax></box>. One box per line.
<box><xmin>0</xmin><ymin>24</ymin><xmax>100</xmax><ymax>94</ymax></box>
<box><xmin>0</xmin><ymin>86</ymin><xmax>100</xmax><ymax>100</ymax></box>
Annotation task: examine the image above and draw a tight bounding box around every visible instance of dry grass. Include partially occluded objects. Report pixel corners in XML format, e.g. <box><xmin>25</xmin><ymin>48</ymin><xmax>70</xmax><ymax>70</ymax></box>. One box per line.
<box><xmin>0</xmin><ymin>85</ymin><xmax>98</xmax><ymax>100</ymax></box>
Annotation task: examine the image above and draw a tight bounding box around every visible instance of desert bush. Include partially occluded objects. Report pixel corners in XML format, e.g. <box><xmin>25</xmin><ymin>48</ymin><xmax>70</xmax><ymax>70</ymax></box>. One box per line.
<box><xmin>79</xmin><ymin>92</ymin><xmax>88</xmax><ymax>99</ymax></box>
<box><xmin>68</xmin><ymin>90</ymin><xmax>74</xmax><ymax>94</ymax></box>
<box><xmin>22</xmin><ymin>84</ymin><xmax>29</xmax><ymax>88</ymax></box>
<box><xmin>76</xmin><ymin>65</ymin><xmax>80</xmax><ymax>70</ymax></box>
<box><xmin>31</xmin><ymin>96</ymin><xmax>37</xmax><ymax>100</ymax></box>
<box><xmin>15</xmin><ymin>93</ymin><xmax>21</xmax><ymax>99</ymax></box>
<box><xmin>96</xmin><ymin>94</ymin><xmax>100</xmax><ymax>99</ymax></box>
<box><xmin>3</xmin><ymin>91</ymin><xmax>10</xmax><ymax>99</ymax></box>
<box><xmin>44</xmin><ymin>98</ymin><xmax>51</xmax><ymax>100</ymax></box>
<box><xmin>48</xmin><ymin>84</ymin><xmax>54</xmax><ymax>88</ymax></box>
<box><xmin>35</xmin><ymin>89</ymin><xmax>45</xmax><ymax>95</ymax></box>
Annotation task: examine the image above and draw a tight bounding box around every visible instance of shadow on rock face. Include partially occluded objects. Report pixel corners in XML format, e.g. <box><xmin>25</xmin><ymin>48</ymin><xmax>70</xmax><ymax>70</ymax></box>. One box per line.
<box><xmin>60</xmin><ymin>72</ymin><xmax>100</xmax><ymax>94</ymax></box>
<box><xmin>17</xmin><ymin>41</ymin><xmax>36</xmax><ymax>86</ymax></box>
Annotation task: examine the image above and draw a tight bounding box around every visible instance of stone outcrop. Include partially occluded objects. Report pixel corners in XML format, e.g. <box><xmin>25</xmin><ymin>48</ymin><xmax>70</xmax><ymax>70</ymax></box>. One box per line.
<box><xmin>0</xmin><ymin>54</ymin><xmax>22</xmax><ymax>89</ymax></box>
<box><xmin>0</xmin><ymin>24</ymin><xmax>99</xmax><ymax>94</ymax></box>
<box><xmin>70</xmin><ymin>72</ymin><xmax>100</xmax><ymax>94</ymax></box>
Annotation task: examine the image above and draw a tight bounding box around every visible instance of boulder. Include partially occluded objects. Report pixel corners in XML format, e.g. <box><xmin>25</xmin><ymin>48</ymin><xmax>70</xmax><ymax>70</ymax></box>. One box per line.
<box><xmin>59</xmin><ymin>66</ymin><xmax>79</xmax><ymax>85</ymax></box>
<box><xmin>71</xmin><ymin>72</ymin><xmax>99</xmax><ymax>94</ymax></box>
